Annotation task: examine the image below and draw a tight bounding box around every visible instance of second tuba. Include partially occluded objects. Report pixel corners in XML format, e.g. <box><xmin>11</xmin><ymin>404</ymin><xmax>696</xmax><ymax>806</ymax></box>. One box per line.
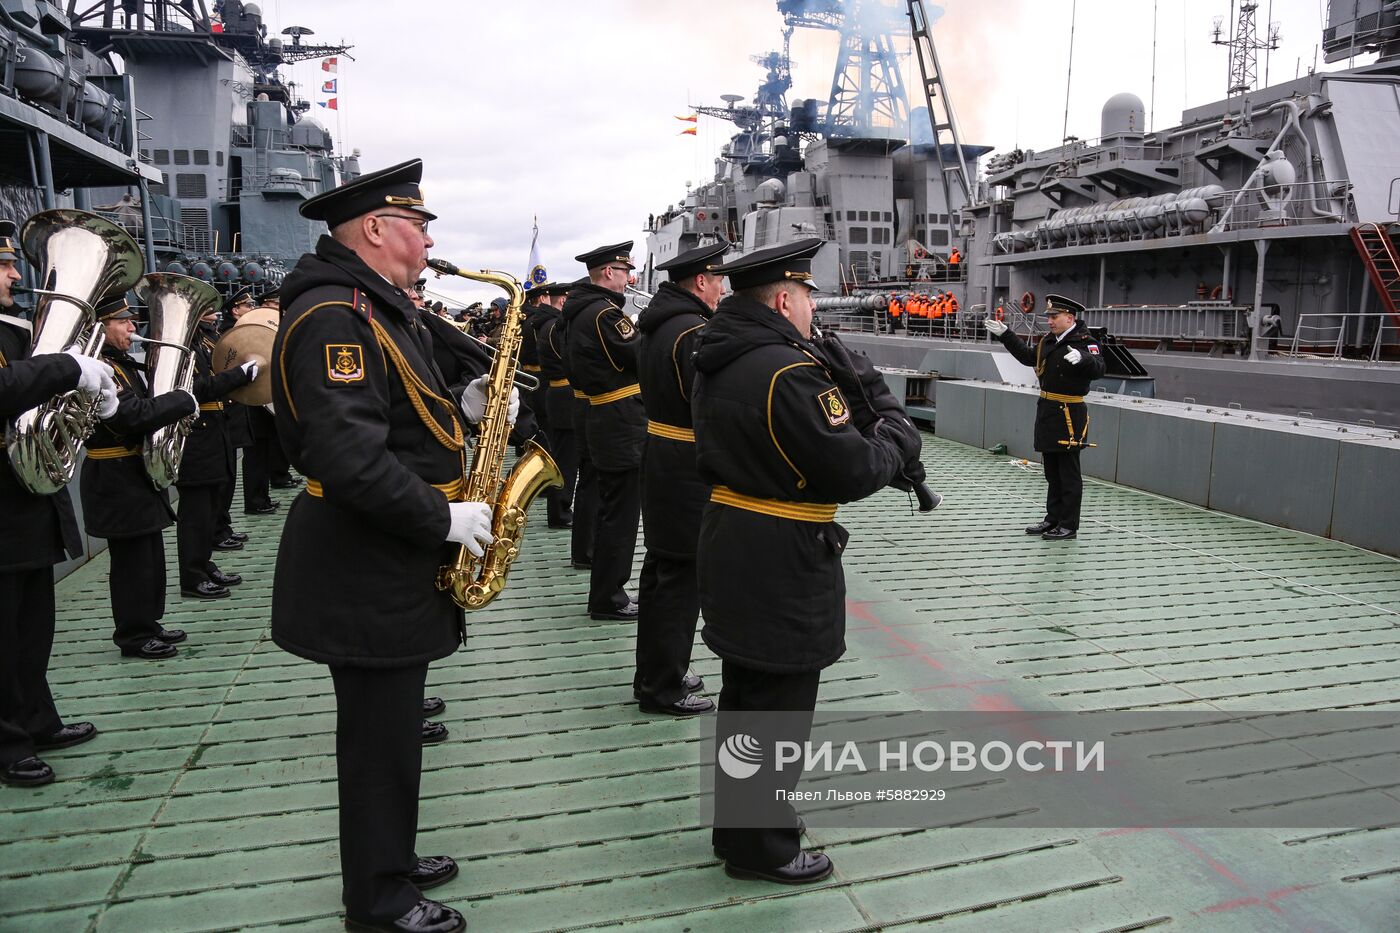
<box><xmin>134</xmin><ymin>273</ymin><xmax>221</xmax><ymax>490</ymax></box>
<box><xmin>5</xmin><ymin>209</ymin><xmax>144</xmax><ymax>495</ymax></box>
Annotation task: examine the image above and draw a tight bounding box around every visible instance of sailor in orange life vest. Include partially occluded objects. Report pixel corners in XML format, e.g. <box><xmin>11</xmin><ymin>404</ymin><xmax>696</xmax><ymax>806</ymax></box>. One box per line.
<box><xmin>984</xmin><ymin>295</ymin><xmax>1106</xmax><ymax>540</ymax></box>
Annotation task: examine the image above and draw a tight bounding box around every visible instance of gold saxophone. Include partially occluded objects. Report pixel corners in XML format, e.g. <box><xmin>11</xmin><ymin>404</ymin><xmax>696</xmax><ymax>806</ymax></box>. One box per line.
<box><xmin>427</xmin><ymin>258</ymin><xmax>563</xmax><ymax>610</ymax></box>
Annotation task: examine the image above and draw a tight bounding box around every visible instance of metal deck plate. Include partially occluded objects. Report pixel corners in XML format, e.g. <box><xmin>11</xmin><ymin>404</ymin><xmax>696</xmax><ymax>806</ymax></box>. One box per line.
<box><xmin>1</xmin><ymin>436</ymin><xmax>1396</xmax><ymax>931</ymax></box>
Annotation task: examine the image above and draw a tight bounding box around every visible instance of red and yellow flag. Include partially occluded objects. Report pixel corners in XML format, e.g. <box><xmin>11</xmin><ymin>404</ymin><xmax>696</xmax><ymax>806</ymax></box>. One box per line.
<box><xmin>675</xmin><ymin>114</ymin><xmax>698</xmax><ymax>123</ymax></box>
<box><xmin>678</xmin><ymin>127</ymin><xmax>697</xmax><ymax>136</ymax></box>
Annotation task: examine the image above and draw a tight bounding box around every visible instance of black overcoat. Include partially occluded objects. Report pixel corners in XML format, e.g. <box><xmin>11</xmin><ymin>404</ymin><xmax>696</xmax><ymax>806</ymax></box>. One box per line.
<box><xmin>561</xmin><ymin>283</ymin><xmax>645</xmax><ymax>472</ymax></box>
<box><xmin>998</xmin><ymin>321</ymin><xmax>1107</xmax><ymax>451</ymax></box>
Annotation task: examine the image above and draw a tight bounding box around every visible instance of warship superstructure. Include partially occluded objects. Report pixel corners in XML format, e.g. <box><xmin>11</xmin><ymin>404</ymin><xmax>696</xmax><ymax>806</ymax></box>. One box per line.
<box><xmin>645</xmin><ymin>0</ymin><xmax>1400</xmax><ymax>424</ymax></box>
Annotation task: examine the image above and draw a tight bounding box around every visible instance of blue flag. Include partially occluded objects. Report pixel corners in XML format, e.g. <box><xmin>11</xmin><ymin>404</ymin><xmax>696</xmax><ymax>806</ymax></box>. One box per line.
<box><xmin>524</xmin><ymin>218</ymin><xmax>546</xmax><ymax>290</ymax></box>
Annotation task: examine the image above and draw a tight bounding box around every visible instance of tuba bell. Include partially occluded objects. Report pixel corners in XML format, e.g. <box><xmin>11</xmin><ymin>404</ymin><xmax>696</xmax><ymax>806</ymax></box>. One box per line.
<box><xmin>133</xmin><ymin>273</ymin><xmax>221</xmax><ymax>490</ymax></box>
<box><xmin>5</xmin><ymin>209</ymin><xmax>144</xmax><ymax>495</ymax></box>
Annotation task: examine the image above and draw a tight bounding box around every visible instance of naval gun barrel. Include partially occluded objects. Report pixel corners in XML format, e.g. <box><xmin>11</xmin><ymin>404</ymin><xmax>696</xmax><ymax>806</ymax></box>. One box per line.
<box><xmin>812</xmin><ymin>293</ymin><xmax>889</xmax><ymax>312</ymax></box>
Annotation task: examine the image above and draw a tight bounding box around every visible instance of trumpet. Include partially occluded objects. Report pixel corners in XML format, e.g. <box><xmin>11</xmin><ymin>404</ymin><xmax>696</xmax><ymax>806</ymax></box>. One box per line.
<box><xmin>434</xmin><ymin>316</ymin><xmax>540</xmax><ymax>391</ymax></box>
<box><xmin>624</xmin><ymin>284</ymin><xmax>654</xmax><ymax>311</ymax></box>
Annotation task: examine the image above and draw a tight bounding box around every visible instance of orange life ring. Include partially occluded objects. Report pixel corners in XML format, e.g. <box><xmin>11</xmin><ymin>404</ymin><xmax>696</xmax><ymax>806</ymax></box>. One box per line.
<box><xmin>913</xmin><ymin>246</ymin><xmax>928</xmax><ymax>260</ymax></box>
<box><xmin>1020</xmin><ymin>290</ymin><xmax>1035</xmax><ymax>314</ymax></box>
<box><xmin>1209</xmin><ymin>284</ymin><xmax>1222</xmax><ymax>300</ymax></box>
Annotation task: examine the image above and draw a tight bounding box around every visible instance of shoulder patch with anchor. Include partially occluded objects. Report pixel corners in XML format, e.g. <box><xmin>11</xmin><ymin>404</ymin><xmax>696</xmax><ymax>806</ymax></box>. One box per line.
<box><xmin>817</xmin><ymin>385</ymin><xmax>851</xmax><ymax>427</ymax></box>
<box><xmin>326</xmin><ymin>343</ymin><xmax>365</xmax><ymax>383</ymax></box>
<box><xmin>614</xmin><ymin>316</ymin><xmax>636</xmax><ymax>340</ymax></box>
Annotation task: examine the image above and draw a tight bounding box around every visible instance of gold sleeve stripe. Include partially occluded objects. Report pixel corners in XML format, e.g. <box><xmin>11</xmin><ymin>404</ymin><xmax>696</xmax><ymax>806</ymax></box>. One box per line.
<box><xmin>646</xmin><ymin>421</ymin><xmax>695</xmax><ymax>442</ymax></box>
<box><xmin>766</xmin><ymin>361</ymin><xmax>819</xmax><ymax>491</ymax></box>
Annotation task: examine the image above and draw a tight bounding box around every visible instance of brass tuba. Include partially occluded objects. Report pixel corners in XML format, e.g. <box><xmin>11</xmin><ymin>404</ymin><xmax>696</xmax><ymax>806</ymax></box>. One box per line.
<box><xmin>6</xmin><ymin>209</ymin><xmax>144</xmax><ymax>494</ymax></box>
<box><xmin>133</xmin><ymin>273</ymin><xmax>221</xmax><ymax>490</ymax></box>
<box><xmin>428</xmin><ymin>259</ymin><xmax>563</xmax><ymax>610</ymax></box>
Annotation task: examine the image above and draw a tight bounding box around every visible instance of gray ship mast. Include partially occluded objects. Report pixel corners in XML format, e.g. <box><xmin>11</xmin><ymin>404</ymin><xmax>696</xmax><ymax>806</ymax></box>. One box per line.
<box><xmin>905</xmin><ymin>0</ymin><xmax>971</xmax><ymax>245</ymax></box>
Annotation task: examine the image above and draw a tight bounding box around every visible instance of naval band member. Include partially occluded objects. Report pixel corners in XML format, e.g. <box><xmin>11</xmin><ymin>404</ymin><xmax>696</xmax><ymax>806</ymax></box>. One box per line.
<box><xmin>692</xmin><ymin>239</ymin><xmax>921</xmax><ymax>884</ymax></box>
<box><xmin>985</xmin><ymin>296</ymin><xmax>1105</xmax><ymax>539</ymax></box>
<box><xmin>270</xmin><ymin>159</ymin><xmax>489</xmax><ymax>933</ymax></box>
<box><xmin>0</xmin><ymin>220</ymin><xmax>112</xmax><ymax>786</ymax></box>
<box><xmin>81</xmin><ymin>296</ymin><xmax>202</xmax><ymax>660</ymax></box>
<box><xmin>561</xmin><ymin>244</ymin><xmax>643</xmax><ymax>620</ymax></box>
<box><xmin>528</xmin><ymin>281</ymin><xmax>579</xmax><ymax>530</ymax></box>
<box><xmin>633</xmin><ymin>241</ymin><xmax>730</xmax><ymax>716</ymax></box>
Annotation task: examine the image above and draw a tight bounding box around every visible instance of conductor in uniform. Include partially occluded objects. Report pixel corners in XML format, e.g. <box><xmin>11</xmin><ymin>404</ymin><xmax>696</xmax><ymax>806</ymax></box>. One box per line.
<box><xmin>984</xmin><ymin>295</ymin><xmax>1105</xmax><ymax>539</ymax></box>
<box><xmin>561</xmin><ymin>244</ymin><xmax>643</xmax><ymax>619</ymax></box>
<box><xmin>269</xmin><ymin>159</ymin><xmax>491</xmax><ymax>933</ymax></box>
<box><xmin>81</xmin><ymin>295</ymin><xmax>202</xmax><ymax>660</ymax></box>
<box><xmin>632</xmin><ymin>241</ymin><xmax>730</xmax><ymax>716</ymax></box>
<box><xmin>0</xmin><ymin>219</ymin><xmax>112</xmax><ymax>786</ymax></box>
<box><xmin>692</xmin><ymin>239</ymin><xmax>921</xmax><ymax>883</ymax></box>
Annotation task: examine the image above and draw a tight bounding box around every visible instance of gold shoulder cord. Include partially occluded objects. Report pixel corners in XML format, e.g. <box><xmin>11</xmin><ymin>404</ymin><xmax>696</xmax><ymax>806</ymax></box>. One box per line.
<box><xmin>0</xmin><ymin>347</ymin><xmax>7</xmax><ymax>367</ymax></box>
<box><xmin>1057</xmin><ymin>402</ymin><xmax>1094</xmax><ymax>449</ymax></box>
<box><xmin>366</xmin><ymin>317</ymin><xmax>466</xmax><ymax>454</ymax></box>
<box><xmin>1035</xmin><ymin>336</ymin><xmax>1046</xmax><ymax>378</ymax></box>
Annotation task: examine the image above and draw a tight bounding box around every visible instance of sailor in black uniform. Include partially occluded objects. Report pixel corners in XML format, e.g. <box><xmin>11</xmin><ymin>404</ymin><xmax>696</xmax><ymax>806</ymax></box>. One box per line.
<box><xmin>174</xmin><ymin>302</ymin><xmax>254</xmax><ymax>598</ymax></box>
<box><xmin>528</xmin><ymin>281</ymin><xmax>579</xmax><ymax>530</ymax></box>
<box><xmin>985</xmin><ymin>295</ymin><xmax>1106</xmax><ymax>539</ymax></box>
<box><xmin>561</xmin><ymin>244</ymin><xmax>643</xmax><ymax>619</ymax></box>
<box><xmin>271</xmin><ymin>159</ymin><xmax>488</xmax><ymax>933</ymax></box>
<box><xmin>81</xmin><ymin>295</ymin><xmax>202</xmax><ymax>660</ymax></box>
<box><xmin>692</xmin><ymin>239</ymin><xmax>921</xmax><ymax>884</ymax></box>
<box><xmin>633</xmin><ymin>241</ymin><xmax>730</xmax><ymax>716</ymax></box>
<box><xmin>0</xmin><ymin>220</ymin><xmax>112</xmax><ymax>786</ymax></box>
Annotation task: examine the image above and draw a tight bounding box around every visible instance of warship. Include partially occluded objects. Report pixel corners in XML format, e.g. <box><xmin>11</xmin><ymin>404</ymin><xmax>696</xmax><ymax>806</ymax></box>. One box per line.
<box><xmin>1</xmin><ymin>3</ymin><xmax>1399</xmax><ymax>932</ymax></box>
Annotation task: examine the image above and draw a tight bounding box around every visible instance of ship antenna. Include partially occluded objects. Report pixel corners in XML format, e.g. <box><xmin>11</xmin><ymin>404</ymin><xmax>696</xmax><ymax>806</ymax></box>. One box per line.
<box><xmin>1061</xmin><ymin>0</ymin><xmax>1078</xmax><ymax>146</ymax></box>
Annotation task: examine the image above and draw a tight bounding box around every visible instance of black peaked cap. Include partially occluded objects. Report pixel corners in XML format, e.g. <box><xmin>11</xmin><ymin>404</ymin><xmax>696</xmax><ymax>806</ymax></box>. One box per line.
<box><xmin>574</xmin><ymin>241</ymin><xmax>634</xmax><ymax>270</ymax></box>
<box><xmin>1044</xmin><ymin>294</ymin><xmax>1085</xmax><ymax>316</ymax></box>
<box><xmin>300</xmin><ymin>158</ymin><xmax>437</xmax><ymax>226</ymax></box>
<box><xmin>716</xmin><ymin>238</ymin><xmax>824</xmax><ymax>292</ymax></box>
<box><xmin>656</xmin><ymin>240</ymin><xmax>731</xmax><ymax>281</ymax></box>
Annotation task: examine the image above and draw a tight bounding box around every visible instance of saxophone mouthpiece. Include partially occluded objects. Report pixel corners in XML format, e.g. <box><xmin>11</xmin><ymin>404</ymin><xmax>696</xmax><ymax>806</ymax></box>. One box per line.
<box><xmin>427</xmin><ymin>258</ymin><xmax>459</xmax><ymax>277</ymax></box>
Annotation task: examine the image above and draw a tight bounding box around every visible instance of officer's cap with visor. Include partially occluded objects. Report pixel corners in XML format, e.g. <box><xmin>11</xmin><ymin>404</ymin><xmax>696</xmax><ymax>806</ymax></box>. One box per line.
<box><xmin>1044</xmin><ymin>294</ymin><xmax>1085</xmax><ymax>317</ymax></box>
<box><xmin>656</xmin><ymin>241</ymin><xmax>730</xmax><ymax>282</ymax></box>
<box><xmin>575</xmin><ymin>242</ymin><xmax>634</xmax><ymax>270</ymax></box>
<box><xmin>0</xmin><ymin>220</ymin><xmax>18</xmax><ymax>262</ymax></box>
<box><xmin>299</xmin><ymin>158</ymin><xmax>437</xmax><ymax>226</ymax></box>
<box><xmin>96</xmin><ymin>293</ymin><xmax>136</xmax><ymax>322</ymax></box>
<box><xmin>716</xmin><ymin>238</ymin><xmax>824</xmax><ymax>292</ymax></box>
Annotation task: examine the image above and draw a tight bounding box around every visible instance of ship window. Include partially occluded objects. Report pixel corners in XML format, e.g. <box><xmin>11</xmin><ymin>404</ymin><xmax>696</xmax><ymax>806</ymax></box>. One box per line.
<box><xmin>849</xmin><ymin>250</ymin><xmax>868</xmax><ymax>266</ymax></box>
<box><xmin>884</xmin><ymin>212</ymin><xmax>892</xmax><ymax>222</ymax></box>
<box><xmin>848</xmin><ymin>227</ymin><xmax>868</xmax><ymax>244</ymax></box>
<box><xmin>139</xmin><ymin>149</ymin><xmax>150</xmax><ymax>161</ymax></box>
<box><xmin>858</xmin><ymin>211</ymin><xmax>869</xmax><ymax>221</ymax></box>
<box><xmin>873</xmin><ymin>228</ymin><xmax>891</xmax><ymax>245</ymax></box>
<box><xmin>181</xmin><ymin>208</ymin><xmax>212</xmax><ymax>251</ymax></box>
<box><xmin>846</xmin><ymin>211</ymin><xmax>856</xmax><ymax>221</ymax></box>
<box><xmin>216</xmin><ymin>152</ymin><xmax>225</xmax><ymax>167</ymax></box>
<box><xmin>928</xmin><ymin>229</ymin><xmax>949</xmax><ymax>246</ymax></box>
<box><xmin>154</xmin><ymin>149</ymin><xmax>170</xmax><ymax>165</ymax></box>
<box><xmin>176</xmin><ymin>173</ymin><xmax>207</xmax><ymax>199</ymax></box>
<box><xmin>174</xmin><ymin>150</ymin><xmax>190</xmax><ymax>165</ymax></box>
<box><xmin>193</xmin><ymin>150</ymin><xmax>210</xmax><ymax>166</ymax></box>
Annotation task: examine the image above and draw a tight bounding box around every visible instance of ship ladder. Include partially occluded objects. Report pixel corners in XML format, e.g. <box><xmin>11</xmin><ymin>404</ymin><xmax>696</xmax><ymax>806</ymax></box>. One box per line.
<box><xmin>1351</xmin><ymin>223</ymin><xmax>1400</xmax><ymax>330</ymax></box>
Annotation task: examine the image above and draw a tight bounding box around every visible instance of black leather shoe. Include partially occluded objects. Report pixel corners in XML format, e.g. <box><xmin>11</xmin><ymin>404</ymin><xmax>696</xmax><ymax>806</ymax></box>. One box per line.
<box><xmin>1025</xmin><ymin>520</ymin><xmax>1056</xmax><ymax>535</ymax></box>
<box><xmin>344</xmin><ymin>898</ymin><xmax>465</xmax><ymax>933</ymax></box>
<box><xmin>423</xmin><ymin>696</ymin><xmax>446</xmax><ymax>717</ymax></box>
<box><xmin>421</xmin><ymin>720</ymin><xmax>448</xmax><ymax>744</ymax></box>
<box><xmin>181</xmin><ymin>581</ymin><xmax>229</xmax><ymax>599</ymax></box>
<box><xmin>244</xmin><ymin>502</ymin><xmax>280</xmax><ymax>515</ymax></box>
<box><xmin>1042</xmin><ymin>526</ymin><xmax>1078</xmax><ymax>541</ymax></box>
<box><xmin>724</xmin><ymin>850</ymin><xmax>833</xmax><ymax>884</ymax></box>
<box><xmin>570</xmin><ymin>559</ymin><xmax>592</xmax><ymax>570</ymax></box>
<box><xmin>35</xmin><ymin>721</ymin><xmax>98</xmax><ymax>750</ymax></box>
<box><xmin>157</xmin><ymin>628</ymin><xmax>187</xmax><ymax>644</ymax></box>
<box><xmin>1</xmin><ymin>756</ymin><xmax>54</xmax><ymax>787</ymax></box>
<box><xmin>208</xmin><ymin>569</ymin><xmax>242</xmax><ymax>587</ymax></box>
<box><xmin>716</xmin><ymin>818</ymin><xmax>806</xmax><ymax>859</ymax></box>
<box><xmin>589</xmin><ymin>600</ymin><xmax>639</xmax><ymax>621</ymax></box>
<box><xmin>228</xmin><ymin>531</ymin><xmax>250</xmax><ymax>542</ymax></box>
<box><xmin>407</xmin><ymin>855</ymin><xmax>458</xmax><ymax>891</ymax></box>
<box><xmin>213</xmin><ymin>537</ymin><xmax>245</xmax><ymax>551</ymax></box>
<box><xmin>683</xmin><ymin>670</ymin><xmax>704</xmax><ymax>694</ymax></box>
<box><xmin>270</xmin><ymin>477</ymin><xmax>303</xmax><ymax>489</ymax></box>
<box><xmin>639</xmin><ymin>693</ymin><xmax>715</xmax><ymax>717</ymax></box>
<box><xmin>121</xmin><ymin>638</ymin><xmax>177</xmax><ymax>660</ymax></box>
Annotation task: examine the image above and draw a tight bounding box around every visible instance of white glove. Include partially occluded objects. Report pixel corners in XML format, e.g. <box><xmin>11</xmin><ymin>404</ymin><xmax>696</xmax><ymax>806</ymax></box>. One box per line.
<box><xmin>179</xmin><ymin>389</ymin><xmax>199</xmax><ymax>414</ymax></box>
<box><xmin>96</xmin><ymin>387</ymin><xmax>120</xmax><ymax>419</ymax></box>
<box><xmin>1064</xmin><ymin>347</ymin><xmax>1082</xmax><ymax>365</ymax></box>
<box><xmin>66</xmin><ymin>349</ymin><xmax>117</xmax><ymax>396</ymax></box>
<box><xmin>240</xmin><ymin>360</ymin><xmax>260</xmax><ymax>381</ymax></box>
<box><xmin>983</xmin><ymin>317</ymin><xmax>1008</xmax><ymax>336</ymax></box>
<box><xmin>445</xmin><ymin>501</ymin><xmax>494</xmax><ymax>557</ymax></box>
<box><xmin>461</xmin><ymin>376</ymin><xmax>489</xmax><ymax>422</ymax></box>
<box><xmin>506</xmin><ymin>386</ymin><xmax>520</xmax><ymax>425</ymax></box>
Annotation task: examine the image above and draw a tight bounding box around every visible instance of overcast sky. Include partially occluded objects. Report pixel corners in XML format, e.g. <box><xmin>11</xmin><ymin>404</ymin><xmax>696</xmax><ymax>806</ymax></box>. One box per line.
<box><xmin>262</xmin><ymin>0</ymin><xmax>1371</xmax><ymax>305</ymax></box>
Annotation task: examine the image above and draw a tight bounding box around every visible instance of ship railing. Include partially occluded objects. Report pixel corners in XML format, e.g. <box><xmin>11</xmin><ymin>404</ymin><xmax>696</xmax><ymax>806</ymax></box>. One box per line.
<box><xmin>92</xmin><ymin>208</ymin><xmax>198</xmax><ymax>252</ymax></box>
<box><xmin>1287</xmin><ymin>312</ymin><xmax>1396</xmax><ymax>362</ymax></box>
<box><xmin>1213</xmin><ymin>178</ymin><xmax>1357</xmax><ymax>233</ymax></box>
<box><xmin>1077</xmin><ymin>303</ymin><xmax>1250</xmax><ymax>350</ymax></box>
<box><xmin>819</xmin><ymin>311</ymin><xmax>883</xmax><ymax>335</ymax></box>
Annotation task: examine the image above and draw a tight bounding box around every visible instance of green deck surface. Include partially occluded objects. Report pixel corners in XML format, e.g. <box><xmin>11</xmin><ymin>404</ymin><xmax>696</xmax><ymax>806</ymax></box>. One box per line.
<box><xmin>2</xmin><ymin>436</ymin><xmax>1397</xmax><ymax>931</ymax></box>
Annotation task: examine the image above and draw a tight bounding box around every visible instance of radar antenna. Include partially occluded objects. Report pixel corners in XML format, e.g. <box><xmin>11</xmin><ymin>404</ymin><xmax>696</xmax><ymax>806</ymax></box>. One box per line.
<box><xmin>1211</xmin><ymin>1</ymin><xmax>1281</xmax><ymax>98</ymax></box>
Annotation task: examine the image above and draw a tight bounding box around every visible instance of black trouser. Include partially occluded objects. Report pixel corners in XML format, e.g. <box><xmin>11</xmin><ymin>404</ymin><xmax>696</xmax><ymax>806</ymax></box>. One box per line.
<box><xmin>176</xmin><ymin>483</ymin><xmax>221</xmax><ymax>589</ymax></box>
<box><xmin>712</xmin><ymin>661</ymin><xmax>821</xmax><ymax>869</ymax></box>
<box><xmin>546</xmin><ymin>426</ymin><xmax>577</xmax><ymax>526</ymax></box>
<box><xmin>588</xmin><ymin>467</ymin><xmax>639</xmax><ymax>613</ymax></box>
<box><xmin>215</xmin><ymin>473</ymin><xmax>235</xmax><ymax>542</ymax></box>
<box><xmin>330</xmin><ymin>663</ymin><xmax>428</xmax><ymax>925</ymax></box>
<box><xmin>0</xmin><ymin>567</ymin><xmax>62</xmax><ymax>766</ymax></box>
<box><xmin>635</xmin><ymin>551</ymin><xmax>699</xmax><ymax>705</ymax></box>
<box><xmin>571</xmin><ymin>457</ymin><xmax>598</xmax><ymax>565</ymax></box>
<box><xmin>269</xmin><ymin>429</ymin><xmax>293</xmax><ymax>483</ymax></box>
<box><xmin>107</xmin><ymin>533</ymin><xmax>166</xmax><ymax>651</ymax></box>
<box><xmin>1042</xmin><ymin>449</ymin><xmax>1084</xmax><ymax>531</ymax></box>
<box><xmin>242</xmin><ymin>437</ymin><xmax>273</xmax><ymax>511</ymax></box>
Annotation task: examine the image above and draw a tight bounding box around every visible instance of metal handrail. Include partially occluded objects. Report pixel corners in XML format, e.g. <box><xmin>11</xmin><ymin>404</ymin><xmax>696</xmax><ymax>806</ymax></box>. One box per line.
<box><xmin>1287</xmin><ymin>312</ymin><xmax>1395</xmax><ymax>362</ymax></box>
